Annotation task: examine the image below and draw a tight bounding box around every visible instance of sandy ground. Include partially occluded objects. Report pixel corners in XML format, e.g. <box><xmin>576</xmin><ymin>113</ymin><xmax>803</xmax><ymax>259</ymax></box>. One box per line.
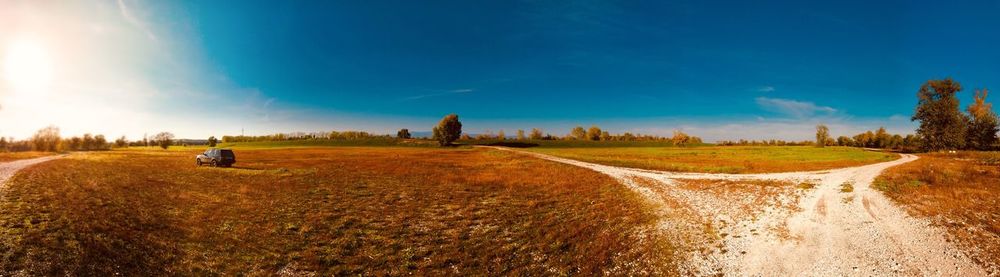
<box><xmin>488</xmin><ymin>147</ymin><xmax>986</xmax><ymax>276</ymax></box>
<box><xmin>0</xmin><ymin>155</ymin><xmax>63</xmax><ymax>188</ymax></box>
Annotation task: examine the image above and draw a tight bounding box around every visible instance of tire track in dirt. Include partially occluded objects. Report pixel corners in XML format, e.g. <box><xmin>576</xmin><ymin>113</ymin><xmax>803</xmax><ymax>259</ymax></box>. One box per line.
<box><xmin>485</xmin><ymin>146</ymin><xmax>985</xmax><ymax>276</ymax></box>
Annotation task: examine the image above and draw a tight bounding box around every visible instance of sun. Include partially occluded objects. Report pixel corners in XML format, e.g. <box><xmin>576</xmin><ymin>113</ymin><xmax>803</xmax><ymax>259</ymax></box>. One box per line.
<box><xmin>3</xmin><ymin>39</ymin><xmax>54</xmax><ymax>97</ymax></box>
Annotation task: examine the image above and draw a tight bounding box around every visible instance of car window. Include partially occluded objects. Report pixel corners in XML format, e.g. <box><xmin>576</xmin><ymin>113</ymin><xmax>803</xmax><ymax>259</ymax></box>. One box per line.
<box><xmin>221</xmin><ymin>150</ymin><xmax>234</xmax><ymax>158</ymax></box>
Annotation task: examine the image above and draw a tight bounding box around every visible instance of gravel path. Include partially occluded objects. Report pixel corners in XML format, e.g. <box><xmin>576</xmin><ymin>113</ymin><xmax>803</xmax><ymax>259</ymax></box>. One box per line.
<box><xmin>487</xmin><ymin>147</ymin><xmax>986</xmax><ymax>276</ymax></box>
<box><xmin>0</xmin><ymin>155</ymin><xmax>63</xmax><ymax>187</ymax></box>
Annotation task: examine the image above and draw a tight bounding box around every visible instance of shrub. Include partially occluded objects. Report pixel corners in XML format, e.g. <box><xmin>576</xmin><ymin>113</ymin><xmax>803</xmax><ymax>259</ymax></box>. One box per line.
<box><xmin>153</xmin><ymin>132</ymin><xmax>175</xmax><ymax>149</ymax></box>
<box><xmin>396</xmin><ymin>129</ymin><xmax>412</xmax><ymax>139</ymax></box>
<box><xmin>432</xmin><ymin>114</ymin><xmax>462</xmax><ymax>146</ymax></box>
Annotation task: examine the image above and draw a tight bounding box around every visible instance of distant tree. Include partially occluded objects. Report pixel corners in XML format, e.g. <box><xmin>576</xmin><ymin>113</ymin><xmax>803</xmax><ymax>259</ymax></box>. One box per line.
<box><xmin>600</xmin><ymin>131</ymin><xmax>611</xmax><ymax>141</ymax></box>
<box><xmin>966</xmin><ymin>89</ymin><xmax>999</xmax><ymax>150</ymax></box>
<box><xmin>460</xmin><ymin>133</ymin><xmax>472</xmax><ymax>140</ymax></box>
<box><xmin>396</xmin><ymin>129</ymin><xmax>412</xmax><ymax>139</ymax></box>
<box><xmin>31</xmin><ymin>126</ymin><xmax>61</xmax><ymax>152</ymax></box>
<box><xmin>82</xmin><ymin>133</ymin><xmax>94</xmax><ymax>151</ymax></box>
<box><xmin>529</xmin><ymin>128</ymin><xmax>543</xmax><ymax>140</ymax></box>
<box><xmin>208</xmin><ymin>136</ymin><xmax>219</xmax><ymax>147</ymax></box>
<box><xmin>836</xmin><ymin>136</ymin><xmax>852</xmax><ymax>146</ymax></box>
<box><xmin>888</xmin><ymin>134</ymin><xmax>904</xmax><ymax>149</ymax></box>
<box><xmin>815</xmin><ymin>125</ymin><xmax>830</xmax><ymax>147</ymax></box>
<box><xmin>432</xmin><ymin>114</ymin><xmax>462</xmax><ymax>146</ymax></box>
<box><xmin>114</xmin><ymin>136</ymin><xmax>128</xmax><ymax>148</ymax></box>
<box><xmin>585</xmin><ymin>126</ymin><xmax>602</xmax><ymax>141</ymax></box>
<box><xmin>672</xmin><ymin>130</ymin><xmax>690</xmax><ymax>146</ymax></box>
<box><xmin>622</xmin><ymin>132</ymin><xmax>636</xmax><ymax>141</ymax></box>
<box><xmin>571</xmin><ymin>126</ymin><xmax>587</xmax><ymax>140</ymax></box>
<box><xmin>903</xmin><ymin>134</ymin><xmax>921</xmax><ymax>149</ymax></box>
<box><xmin>913</xmin><ymin>78</ymin><xmax>967</xmax><ymax>151</ymax></box>
<box><xmin>874</xmin><ymin>127</ymin><xmax>890</xmax><ymax>148</ymax></box>
<box><xmin>153</xmin><ymin>132</ymin><xmax>175</xmax><ymax>149</ymax></box>
<box><xmin>94</xmin><ymin>134</ymin><xmax>108</xmax><ymax>150</ymax></box>
<box><xmin>497</xmin><ymin>130</ymin><xmax>506</xmax><ymax>140</ymax></box>
<box><xmin>516</xmin><ymin>129</ymin><xmax>526</xmax><ymax>140</ymax></box>
<box><xmin>67</xmin><ymin>137</ymin><xmax>81</xmax><ymax>151</ymax></box>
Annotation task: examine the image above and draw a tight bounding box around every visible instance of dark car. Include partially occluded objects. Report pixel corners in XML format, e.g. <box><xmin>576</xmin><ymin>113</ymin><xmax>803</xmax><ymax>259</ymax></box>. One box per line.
<box><xmin>196</xmin><ymin>148</ymin><xmax>236</xmax><ymax>167</ymax></box>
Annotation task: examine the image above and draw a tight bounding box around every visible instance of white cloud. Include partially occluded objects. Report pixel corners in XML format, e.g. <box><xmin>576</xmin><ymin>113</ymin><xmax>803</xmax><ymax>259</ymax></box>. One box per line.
<box><xmin>116</xmin><ymin>0</ymin><xmax>157</xmax><ymax>41</ymax></box>
<box><xmin>756</xmin><ymin>86</ymin><xmax>775</xmax><ymax>92</ymax></box>
<box><xmin>755</xmin><ymin>97</ymin><xmax>837</xmax><ymax>118</ymax></box>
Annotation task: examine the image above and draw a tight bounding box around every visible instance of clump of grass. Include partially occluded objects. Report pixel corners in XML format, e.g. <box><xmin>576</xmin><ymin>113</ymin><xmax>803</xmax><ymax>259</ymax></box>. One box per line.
<box><xmin>874</xmin><ymin>152</ymin><xmax>1000</xmax><ymax>271</ymax></box>
<box><xmin>841</xmin><ymin>195</ymin><xmax>855</xmax><ymax>203</ymax></box>
<box><xmin>839</xmin><ymin>182</ymin><xmax>854</xmax><ymax>193</ymax></box>
<box><xmin>797</xmin><ymin>182</ymin><xmax>817</xmax><ymax>190</ymax></box>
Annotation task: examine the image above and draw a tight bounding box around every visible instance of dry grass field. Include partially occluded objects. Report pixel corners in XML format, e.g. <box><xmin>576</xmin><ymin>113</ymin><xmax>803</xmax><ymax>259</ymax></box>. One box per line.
<box><xmin>0</xmin><ymin>152</ymin><xmax>52</xmax><ymax>163</ymax></box>
<box><xmin>525</xmin><ymin>146</ymin><xmax>897</xmax><ymax>173</ymax></box>
<box><xmin>874</xmin><ymin>152</ymin><xmax>1000</xmax><ymax>274</ymax></box>
<box><xmin>0</xmin><ymin>147</ymin><xmax>674</xmax><ymax>275</ymax></box>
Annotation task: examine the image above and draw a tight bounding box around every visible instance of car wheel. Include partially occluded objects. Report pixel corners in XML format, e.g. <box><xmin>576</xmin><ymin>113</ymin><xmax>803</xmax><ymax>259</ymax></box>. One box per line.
<box><xmin>196</xmin><ymin>159</ymin><xmax>202</xmax><ymax>166</ymax></box>
<box><xmin>211</xmin><ymin>160</ymin><xmax>218</xmax><ymax>167</ymax></box>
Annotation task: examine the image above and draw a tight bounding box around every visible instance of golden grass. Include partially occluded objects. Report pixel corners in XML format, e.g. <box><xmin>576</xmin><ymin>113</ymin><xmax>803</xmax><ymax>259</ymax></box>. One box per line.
<box><xmin>874</xmin><ymin>151</ymin><xmax>1000</xmax><ymax>274</ymax></box>
<box><xmin>839</xmin><ymin>182</ymin><xmax>854</xmax><ymax>193</ymax></box>
<box><xmin>0</xmin><ymin>152</ymin><xmax>53</xmax><ymax>163</ymax></box>
<box><xmin>526</xmin><ymin>146</ymin><xmax>897</xmax><ymax>173</ymax></box>
<box><xmin>0</xmin><ymin>147</ymin><xmax>673</xmax><ymax>275</ymax></box>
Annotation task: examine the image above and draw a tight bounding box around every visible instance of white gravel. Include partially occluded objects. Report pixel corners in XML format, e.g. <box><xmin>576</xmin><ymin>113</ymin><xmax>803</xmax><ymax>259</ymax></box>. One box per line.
<box><xmin>487</xmin><ymin>147</ymin><xmax>987</xmax><ymax>276</ymax></box>
<box><xmin>0</xmin><ymin>155</ymin><xmax>63</xmax><ymax>187</ymax></box>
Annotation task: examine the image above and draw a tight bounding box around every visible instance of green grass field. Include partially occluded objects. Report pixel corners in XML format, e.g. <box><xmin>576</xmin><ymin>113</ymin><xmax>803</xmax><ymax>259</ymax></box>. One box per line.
<box><xmin>524</xmin><ymin>146</ymin><xmax>898</xmax><ymax>173</ymax></box>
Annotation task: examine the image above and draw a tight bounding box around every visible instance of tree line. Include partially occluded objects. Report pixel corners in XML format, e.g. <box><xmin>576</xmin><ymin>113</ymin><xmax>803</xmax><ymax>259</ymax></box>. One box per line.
<box><xmin>811</xmin><ymin>78</ymin><xmax>998</xmax><ymax>152</ymax></box>
<box><xmin>0</xmin><ymin>126</ymin><xmax>113</xmax><ymax>152</ymax></box>
<box><xmin>426</xmin><ymin>114</ymin><xmax>704</xmax><ymax>146</ymax></box>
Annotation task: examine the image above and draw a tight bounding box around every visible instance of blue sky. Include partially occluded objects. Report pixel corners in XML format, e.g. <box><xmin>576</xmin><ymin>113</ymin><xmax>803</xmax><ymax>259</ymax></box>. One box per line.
<box><xmin>1</xmin><ymin>1</ymin><xmax>998</xmax><ymax>141</ymax></box>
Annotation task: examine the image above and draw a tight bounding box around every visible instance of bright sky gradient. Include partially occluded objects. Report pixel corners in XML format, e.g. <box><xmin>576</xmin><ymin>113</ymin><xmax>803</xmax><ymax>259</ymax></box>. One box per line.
<box><xmin>1</xmin><ymin>0</ymin><xmax>998</xmax><ymax>141</ymax></box>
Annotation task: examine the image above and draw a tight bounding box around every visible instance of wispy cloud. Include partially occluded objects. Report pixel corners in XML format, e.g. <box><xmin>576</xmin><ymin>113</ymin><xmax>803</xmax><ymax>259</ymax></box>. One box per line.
<box><xmin>116</xmin><ymin>0</ymin><xmax>157</xmax><ymax>41</ymax></box>
<box><xmin>756</xmin><ymin>86</ymin><xmax>775</xmax><ymax>92</ymax></box>
<box><xmin>401</xmin><ymin>88</ymin><xmax>475</xmax><ymax>101</ymax></box>
<box><xmin>755</xmin><ymin>97</ymin><xmax>837</xmax><ymax>118</ymax></box>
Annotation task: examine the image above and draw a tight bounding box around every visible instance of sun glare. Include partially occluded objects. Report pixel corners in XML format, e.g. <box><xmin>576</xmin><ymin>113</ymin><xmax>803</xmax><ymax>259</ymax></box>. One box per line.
<box><xmin>3</xmin><ymin>39</ymin><xmax>53</xmax><ymax>97</ymax></box>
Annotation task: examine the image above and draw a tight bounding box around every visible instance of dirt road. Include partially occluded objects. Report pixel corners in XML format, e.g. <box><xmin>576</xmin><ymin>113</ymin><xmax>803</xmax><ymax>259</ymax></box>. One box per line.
<box><xmin>0</xmin><ymin>155</ymin><xmax>63</xmax><ymax>187</ymax></box>
<box><xmin>489</xmin><ymin>147</ymin><xmax>986</xmax><ymax>276</ymax></box>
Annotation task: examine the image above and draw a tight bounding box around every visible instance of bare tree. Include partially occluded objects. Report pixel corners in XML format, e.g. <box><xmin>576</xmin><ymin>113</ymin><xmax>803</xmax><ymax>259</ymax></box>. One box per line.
<box><xmin>516</xmin><ymin>129</ymin><xmax>526</xmax><ymax>140</ymax></box>
<box><xmin>31</xmin><ymin>126</ymin><xmax>61</xmax><ymax>152</ymax></box>
<box><xmin>114</xmin><ymin>136</ymin><xmax>128</xmax><ymax>148</ymax></box>
<box><xmin>815</xmin><ymin>124</ymin><xmax>830</xmax><ymax>148</ymax></box>
<box><xmin>529</xmin><ymin>128</ymin><xmax>543</xmax><ymax>140</ymax></box>
<box><xmin>153</xmin><ymin>132</ymin><xmax>175</xmax><ymax>149</ymax></box>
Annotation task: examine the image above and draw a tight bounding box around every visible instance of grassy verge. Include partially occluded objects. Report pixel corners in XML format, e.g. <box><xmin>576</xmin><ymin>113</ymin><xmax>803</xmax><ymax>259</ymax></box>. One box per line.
<box><xmin>0</xmin><ymin>147</ymin><xmax>674</xmax><ymax>275</ymax></box>
<box><xmin>0</xmin><ymin>152</ymin><xmax>54</xmax><ymax>163</ymax></box>
<box><xmin>873</xmin><ymin>151</ymin><xmax>1000</xmax><ymax>274</ymax></box>
<box><xmin>524</xmin><ymin>146</ymin><xmax>897</xmax><ymax>173</ymax></box>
